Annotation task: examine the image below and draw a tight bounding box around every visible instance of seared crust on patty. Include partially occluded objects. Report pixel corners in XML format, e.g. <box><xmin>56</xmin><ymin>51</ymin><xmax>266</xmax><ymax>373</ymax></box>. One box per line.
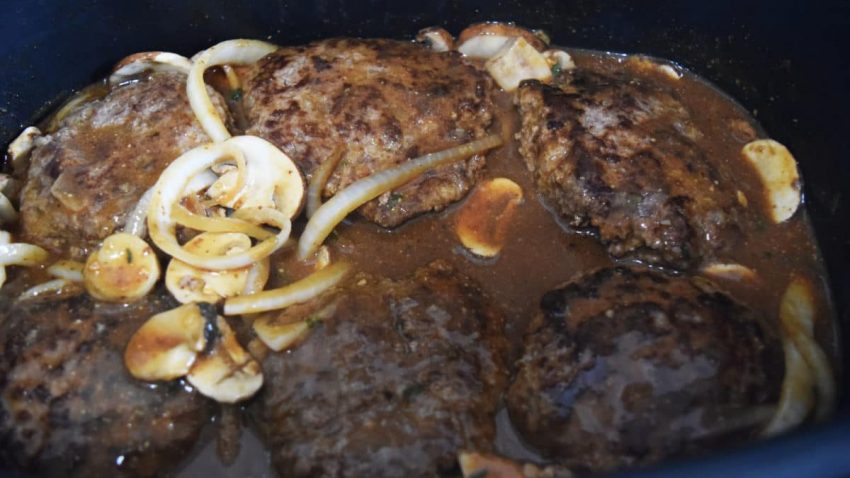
<box><xmin>244</xmin><ymin>38</ymin><xmax>496</xmax><ymax>227</ymax></box>
<box><xmin>516</xmin><ymin>72</ymin><xmax>741</xmax><ymax>269</ymax></box>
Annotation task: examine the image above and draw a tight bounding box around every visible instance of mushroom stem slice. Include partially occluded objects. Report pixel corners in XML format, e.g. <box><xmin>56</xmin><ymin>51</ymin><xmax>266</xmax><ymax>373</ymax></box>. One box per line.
<box><xmin>84</xmin><ymin>232</ymin><xmax>160</xmax><ymax>302</ymax></box>
<box><xmin>455</xmin><ymin>177</ymin><xmax>524</xmax><ymax>258</ymax></box>
<box><xmin>187</xmin><ymin>316</ymin><xmax>263</xmax><ymax>403</ymax></box>
<box><xmin>456</xmin><ymin>22</ymin><xmax>547</xmax><ymax>59</ymax></box>
<box><xmin>416</xmin><ymin>27</ymin><xmax>454</xmax><ymax>52</ymax></box>
<box><xmin>485</xmin><ymin>37</ymin><xmax>553</xmax><ymax>92</ymax></box>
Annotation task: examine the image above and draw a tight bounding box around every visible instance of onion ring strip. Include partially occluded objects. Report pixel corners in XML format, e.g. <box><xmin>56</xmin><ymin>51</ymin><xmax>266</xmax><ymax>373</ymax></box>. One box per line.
<box><xmin>124</xmin><ymin>187</ymin><xmax>154</xmax><ymax>237</ymax></box>
<box><xmin>187</xmin><ymin>39</ymin><xmax>278</xmax><ymax>142</ymax></box>
<box><xmin>47</xmin><ymin>260</ymin><xmax>85</xmax><ymax>282</ymax></box>
<box><xmin>0</xmin><ymin>243</ymin><xmax>49</xmax><ymax>267</ymax></box>
<box><xmin>172</xmin><ymin>205</ymin><xmax>274</xmax><ymax>240</ymax></box>
<box><xmin>16</xmin><ymin>278</ymin><xmax>82</xmax><ymax>303</ymax></box>
<box><xmin>0</xmin><ymin>192</ymin><xmax>18</xmax><ymax>225</ymax></box>
<box><xmin>306</xmin><ymin>146</ymin><xmax>345</xmax><ymax>218</ymax></box>
<box><xmin>298</xmin><ymin>134</ymin><xmax>502</xmax><ymax>259</ymax></box>
<box><xmin>224</xmin><ymin>262</ymin><xmax>351</xmax><ymax>316</ymax></box>
<box><xmin>147</xmin><ymin>142</ymin><xmax>291</xmax><ymax>270</ymax></box>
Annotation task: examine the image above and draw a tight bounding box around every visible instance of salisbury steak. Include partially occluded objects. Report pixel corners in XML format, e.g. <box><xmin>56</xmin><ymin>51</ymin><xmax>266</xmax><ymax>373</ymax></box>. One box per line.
<box><xmin>0</xmin><ymin>290</ymin><xmax>209</xmax><ymax>477</ymax></box>
<box><xmin>19</xmin><ymin>71</ymin><xmax>226</xmax><ymax>259</ymax></box>
<box><xmin>252</xmin><ymin>261</ymin><xmax>509</xmax><ymax>477</ymax></box>
<box><xmin>243</xmin><ymin>39</ymin><xmax>495</xmax><ymax>227</ymax></box>
<box><xmin>516</xmin><ymin>71</ymin><xmax>741</xmax><ymax>269</ymax></box>
<box><xmin>506</xmin><ymin>267</ymin><xmax>782</xmax><ymax>473</ymax></box>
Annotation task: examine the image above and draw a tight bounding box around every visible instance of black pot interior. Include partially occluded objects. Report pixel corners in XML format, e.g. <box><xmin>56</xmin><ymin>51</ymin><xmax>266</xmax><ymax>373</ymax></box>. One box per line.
<box><xmin>1</xmin><ymin>0</ymin><xmax>849</xmax><ymax>476</ymax></box>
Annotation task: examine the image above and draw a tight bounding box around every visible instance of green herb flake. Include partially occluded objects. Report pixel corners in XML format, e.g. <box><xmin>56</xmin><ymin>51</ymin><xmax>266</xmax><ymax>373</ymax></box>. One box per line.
<box><xmin>125</xmin><ymin>248</ymin><xmax>133</xmax><ymax>264</ymax></box>
<box><xmin>385</xmin><ymin>192</ymin><xmax>403</xmax><ymax>210</ymax></box>
<box><xmin>230</xmin><ymin>88</ymin><xmax>244</xmax><ymax>102</ymax></box>
<box><xmin>305</xmin><ymin>316</ymin><xmax>323</xmax><ymax>329</ymax></box>
<box><xmin>551</xmin><ymin>63</ymin><xmax>562</xmax><ymax>78</ymax></box>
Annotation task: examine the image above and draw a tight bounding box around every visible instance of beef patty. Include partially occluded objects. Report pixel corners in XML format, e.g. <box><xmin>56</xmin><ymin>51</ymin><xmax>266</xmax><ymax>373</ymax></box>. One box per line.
<box><xmin>0</xmin><ymin>288</ymin><xmax>210</xmax><ymax>477</ymax></box>
<box><xmin>252</xmin><ymin>261</ymin><xmax>509</xmax><ymax>477</ymax></box>
<box><xmin>18</xmin><ymin>71</ymin><xmax>226</xmax><ymax>260</ymax></box>
<box><xmin>516</xmin><ymin>71</ymin><xmax>741</xmax><ymax>269</ymax></box>
<box><xmin>506</xmin><ymin>267</ymin><xmax>782</xmax><ymax>473</ymax></box>
<box><xmin>243</xmin><ymin>38</ymin><xmax>496</xmax><ymax>227</ymax></box>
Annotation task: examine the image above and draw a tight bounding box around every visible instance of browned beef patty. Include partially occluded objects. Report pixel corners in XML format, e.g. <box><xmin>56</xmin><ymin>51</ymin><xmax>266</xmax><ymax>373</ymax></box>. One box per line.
<box><xmin>252</xmin><ymin>261</ymin><xmax>509</xmax><ymax>477</ymax></box>
<box><xmin>506</xmin><ymin>267</ymin><xmax>782</xmax><ymax>473</ymax></box>
<box><xmin>18</xmin><ymin>72</ymin><xmax>225</xmax><ymax>260</ymax></box>
<box><xmin>516</xmin><ymin>72</ymin><xmax>741</xmax><ymax>269</ymax></box>
<box><xmin>0</xmin><ymin>288</ymin><xmax>210</xmax><ymax>477</ymax></box>
<box><xmin>243</xmin><ymin>39</ymin><xmax>495</xmax><ymax>227</ymax></box>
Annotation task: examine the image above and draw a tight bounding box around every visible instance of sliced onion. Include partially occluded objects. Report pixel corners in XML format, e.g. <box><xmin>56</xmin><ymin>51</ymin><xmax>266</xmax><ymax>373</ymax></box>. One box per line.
<box><xmin>123</xmin><ymin>187</ymin><xmax>154</xmax><ymax>237</ymax></box>
<box><xmin>763</xmin><ymin>276</ymin><xmax>835</xmax><ymax>435</ymax></box>
<box><xmin>224</xmin><ymin>262</ymin><xmax>351</xmax><ymax>316</ymax></box>
<box><xmin>298</xmin><ymin>134</ymin><xmax>502</xmax><ymax>259</ymax></box>
<box><xmin>147</xmin><ymin>141</ymin><xmax>292</xmax><ymax>270</ymax></box>
<box><xmin>110</xmin><ymin>51</ymin><xmax>192</xmax><ymax>84</ymax></box>
<box><xmin>0</xmin><ymin>192</ymin><xmax>17</xmax><ymax>225</ymax></box>
<box><xmin>778</xmin><ymin>277</ymin><xmax>836</xmax><ymax>421</ymax></box>
<box><xmin>306</xmin><ymin>146</ymin><xmax>345</xmax><ymax>218</ymax></box>
<box><xmin>172</xmin><ymin>205</ymin><xmax>274</xmax><ymax>240</ymax></box>
<box><xmin>47</xmin><ymin>260</ymin><xmax>85</xmax><ymax>282</ymax></box>
<box><xmin>0</xmin><ymin>242</ymin><xmax>50</xmax><ymax>267</ymax></box>
<box><xmin>187</xmin><ymin>39</ymin><xmax>278</xmax><ymax>142</ymax></box>
<box><xmin>16</xmin><ymin>278</ymin><xmax>83</xmax><ymax>303</ymax></box>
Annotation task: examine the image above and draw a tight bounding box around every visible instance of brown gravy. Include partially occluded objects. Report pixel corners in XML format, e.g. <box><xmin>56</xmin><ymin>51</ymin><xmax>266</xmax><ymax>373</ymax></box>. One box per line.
<box><xmin>6</xmin><ymin>46</ymin><xmax>838</xmax><ymax>476</ymax></box>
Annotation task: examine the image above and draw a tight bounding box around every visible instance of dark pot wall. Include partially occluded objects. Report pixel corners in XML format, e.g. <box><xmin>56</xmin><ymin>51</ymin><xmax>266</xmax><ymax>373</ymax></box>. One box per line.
<box><xmin>1</xmin><ymin>1</ymin><xmax>849</xmax><ymax>476</ymax></box>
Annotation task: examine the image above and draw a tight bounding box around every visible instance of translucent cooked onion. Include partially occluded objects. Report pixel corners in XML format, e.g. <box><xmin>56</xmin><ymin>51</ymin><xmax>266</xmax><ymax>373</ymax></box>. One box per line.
<box><xmin>110</xmin><ymin>51</ymin><xmax>192</xmax><ymax>84</ymax></box>
<box><xmin>778</xmin><ymin>277</ymin><xmax>836</xmax><ymax>421</ymax></box>
<box><xmin>306</xmin><ymin>146</ymin><xmax>345</xmax><ymax>218</ymax></box>
<box><xmin>172</xmin><ymin>205</ymin><xmax>273</xmax><ymax>240</ymax></box>
<box><xmin>0</xmin><ymin>242</ymin><xmax>50</xmax><ymax>267</ymax></box>
<box><xmin>147</xmin><ymin>140</ymin><xmax>293</xmax><ymax>270</ymax></box>
<box><xmin>187</xmin><ymin>39</ymin><xmax>278</xmax><ymax>142</ymax></box>
<box><xmin>47</xmin><ymin>260</ymin><xmax>85</xmax><ymax>282</ymax></box>
<box><xmin>0</xmin><ymin>192</ymin><xmax>18</xmax><ymax>225</ymax></box>
<box><xmin>224</xmin><ymin>262</ymin><xmax>351</xmax><ymax>316</ymax></box>
<box><xmin>17</xmin><ymin>278</ymin><xmax>83</xmax><ymax>303</ymax></box>
<box><xmin>298</xmin><ymin>134</ymin><xmax>502</xmax><ymax>259</ymax></box>
<box><xmin>123</xmin><ymin>187</ymin><xmax>154</xmax><ymax>237</ymax></box>
<box><xmin>763</xmin><ymin>276</ymin><xmax>835</xmax><ymax>435</ymax></box>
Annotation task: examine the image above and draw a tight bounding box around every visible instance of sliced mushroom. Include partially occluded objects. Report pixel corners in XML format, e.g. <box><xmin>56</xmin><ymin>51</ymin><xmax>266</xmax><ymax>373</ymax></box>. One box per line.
<box><xmin>84</xmin><ymin>232</ymin><xmax>160</xmax><ymax>302</ymax></box>
<box><xmin>416</xmin><ymin>26</ymin><xmax>454</xmax><ymax>52</ymax></box>
<box><xmin>459</xmin><ymin>451</ymin><xmax>529</xmax><ymax>478</ymax></box>
<box><xmin>109</xmin><ymin>51</ymin><xmax>192</xmax><ymax>84</ymax></box>
<box><xmin>627</xmin><ymin>55</ymin><xmax>683</xmax><ymax>81</ymax></box>
<box><xmin>485</xmin><ymin>37</ymin><xmax>553</xmax><ymax>92</ymax></box>
<box><xmin>187</xmin><ymin>315</ymin><xmax>263</xmax><ymax>403</ymax></box>
<box><xmin>457</xmin><ymin>22</ymin><xmax>547</xmax><ymax>59</ymax></box>
<box><xmin>701</xmin><ymin>262</ymin><xmax>758</xmax><ymax>282</ymax></box>
<box><xmin>165</xmin><ymin>232</ymin><xmax>270</xmax><ymax>304</ymax></box>
<box><xmin>6</xmin><ymin>126</ymin><xmax>41</xmax><ymax>174</ymax></box>
<box><xmin>455</xmin><ymin>177</ymin><xmax>524</xmax><ymax>257</ymax></box>
<box><xmin>741</xmin><ymin>139</ymin><xmax>801</xmax><ymax>223</ymax></box>
<box><xmin>253</xmin><ymin>317</ymin><xmax>310</xmax><ymax>352</ymax></box>
<box><xmin>205</xmin><ymin>135</ymin><xmax>306</xmax><ymax>219</ymax></box>
<box><xmin>124</xmin><ymin>303</ymin><xmax>209</xmax><ymax>381</ymax></box>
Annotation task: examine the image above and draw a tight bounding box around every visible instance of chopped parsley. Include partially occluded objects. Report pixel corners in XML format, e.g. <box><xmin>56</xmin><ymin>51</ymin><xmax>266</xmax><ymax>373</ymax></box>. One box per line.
<box><xmin>229</xmin><ymin>88</ymin><xmax>244</xmax><ymax>102</ymax></box>
<box><xmin>401</xmin><ymin>383</ymin><xmax>425</xmax><ymax>402</ymax></box>
<box><xmin>385</xmin><ymin>192</ymin><xmax>403</xmax><ymax>210</ymax></box>
<box><xmin>305</xmin><ymin>315</ymin><xmax>323</xmax><ymax>329</ymax></box>
<box><xmin>125</xmin><ymin>248</ymin><xmax>133</xmax><ymax>264</ymax></box>
<box><xmin>551</xmin><ymin>62</ymin><xmax>562</xmax><ymax>78</ymax></box>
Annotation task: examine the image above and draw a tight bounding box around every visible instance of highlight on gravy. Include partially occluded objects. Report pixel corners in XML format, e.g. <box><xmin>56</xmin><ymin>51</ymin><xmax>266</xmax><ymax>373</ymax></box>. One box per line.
<box><xmin>0</xmin><ymin>21</ymin><xmax>837</xmax><ymax>478</ymax></box>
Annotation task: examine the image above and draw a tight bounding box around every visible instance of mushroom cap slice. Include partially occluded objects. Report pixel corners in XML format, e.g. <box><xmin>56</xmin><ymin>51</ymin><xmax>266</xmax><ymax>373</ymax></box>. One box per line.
<box><xmin>84</xmin><ymin>232</ymin><xmax>161</xmax><ymax>302</ymax></box>
<box><xmin>187</xmin><ymin>316</ymin><xmax>263</xmax><ymax>403</ymax></box>
<box><xmin>124</xmin><ymin>303</ymin><xmax>209</xmax><ymax>381</ymax></box>
<box><xmin>485</xmin><ymin>37</ymin><xmax>553</xmax><ymax>91</ymax></box>
<box><xmin>457</xmin><ymin>22</ymin><xmax>547</xmax><ymax>59</ymax></box>
<box><xmin>741</xmin><ymin>139</ymin><xmax>801</xmax><ymax>223</ymax></box>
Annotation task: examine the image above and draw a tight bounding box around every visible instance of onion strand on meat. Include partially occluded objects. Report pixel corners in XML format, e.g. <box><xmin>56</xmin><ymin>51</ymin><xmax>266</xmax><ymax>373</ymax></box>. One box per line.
<box><xmin>123</xmin><ymin>187</ymin><xmax>154</xmax><ymax>237</ymax></box>
<box><xmin>298</xmin><ymin>134</ymin><xmax>502</xmax><ymax>259</ymax></box>
<box><xmin>172</xmin><ymin>204</ymin><xmax>274</xmax><ymax>240</ymax></box>
<box><xmin>306</xmin><ymin>146</ymin><xmax>345</xmax><ymax>218</ymax></box>
<box><xmin>224</xmin><ymin>262</ymin><xmax>350</xmax><ymax>316</ymax></box>
<box><xmin>187</xmin><ymin>39</ymin><xmax>278</xmax><ymax>142</ymax></box>
<box><xmin>0</xmin><ymin>242</ymin><xmax>49</xmax><ymax>267</ymax></box>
